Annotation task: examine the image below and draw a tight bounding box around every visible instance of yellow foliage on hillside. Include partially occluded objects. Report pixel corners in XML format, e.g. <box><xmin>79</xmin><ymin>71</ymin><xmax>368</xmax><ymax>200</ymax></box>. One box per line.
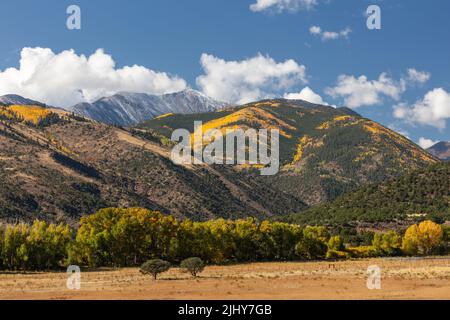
<box><xmin>363</xmin><ymin>121</ymin><xmax>436</xmax><ymax>163</ymax></box>
<box><xmin>317</xmin><ymin>115</ymin><xmax>356</xmax><ymax>130</ymax></box>
<box><xmin>192</xmin><ymin>107</ymin><xmax>296</xmax><ymax>146</ymax></box>
<box><xmin>289</xmin><ymin>135</ymin><xmax>325</xmax><ymax>166</ymax></box>
<box><xmin>292</xmin><ymin>135</ymin><xmax>311</xmax><ymax>163</ymax></box>
<box><xmin>1</xmin><ymin>105</ymin><xmax>51</xmax><ymax>124</ymax></box>
<box><xmin>155</xmin><ymin>113</ymin><xmax>174</xmax><ymax>120</ymax></box>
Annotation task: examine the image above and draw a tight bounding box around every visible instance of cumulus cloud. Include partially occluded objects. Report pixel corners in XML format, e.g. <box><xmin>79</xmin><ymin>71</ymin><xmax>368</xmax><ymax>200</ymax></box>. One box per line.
<box><xmin>309</xmin><ymin>25</ymin><xmax>352</xmax><ymax>41</ymax></box>
<box><xmin>325</xmin><ymin>69</ymin><xmax>431</xmax><ymax>109</ymax></box>
<box><xmin>250</xmin><ymin>0</ymin><xmax>318</xmax><ymax>13</ymax></box>
<box><xmin>418</xmin><ymin>137</ymin><xmax>438</xmax><ymax>149</ymax></box>
<box><xmin>284</xmin><ymin>87</ymin><xmax>326</xmax><ymax>104</ymax></box>
<box><xmin>196</xmin><ymin>53</ymin><xmax>307</xmax><ymax>104</ymax></box>
<box><xmin>405</xmin><ymin>68</ymin><xmax>431</xmax><ymax>85</ymax></box>
<box><xmin>325</xmin><ymin>73</ymin><xmax>404</xmax><ymax>108</ymax></box>
<box><xmin>0</xmin><ymin>47</ymin><xmax>187</xmax><ymax>107</ymax></box>
<box><xmin>393</xmin><ymin>88</ymin><xmax>450</xmax><ymax>129</ymax></box>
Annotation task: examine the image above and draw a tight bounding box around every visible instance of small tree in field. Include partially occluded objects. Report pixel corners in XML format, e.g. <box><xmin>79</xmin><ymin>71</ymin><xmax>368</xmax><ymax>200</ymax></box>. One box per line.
<box><xmin>180</xmin><ymin>257</ymin><xmax>205</xmax><ymax>277</ymax></box>
<box><xmin>140</xmin><ymin>259</ymin><xmax>171</xmax><ymax>280</ymax></box>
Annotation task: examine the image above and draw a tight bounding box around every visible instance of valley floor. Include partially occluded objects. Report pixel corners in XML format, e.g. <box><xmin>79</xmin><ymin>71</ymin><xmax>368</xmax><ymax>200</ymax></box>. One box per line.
<box><xmin>0</xmin><ymin>258</ymin><xmax>449</xmax><ymax>300</ymax></box>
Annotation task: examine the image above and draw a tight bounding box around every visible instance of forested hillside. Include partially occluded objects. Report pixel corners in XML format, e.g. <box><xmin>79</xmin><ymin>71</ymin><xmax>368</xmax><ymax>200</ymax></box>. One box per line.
<box><xmin>288</xmin><ymin>162</ymin><xmax>450</xmax><ymax>225</ymax></box>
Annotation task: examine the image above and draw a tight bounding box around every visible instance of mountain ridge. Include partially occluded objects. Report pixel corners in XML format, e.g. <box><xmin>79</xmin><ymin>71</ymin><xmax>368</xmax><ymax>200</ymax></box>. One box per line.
<box><xmin>0</xmin><ymin>94</ymin><xmax>47</xmax><ymax>107</ymax></box>
<box><xmin>427</xmin><ymin>141</ymin><xmax>450</xmax><ymax>161</ymax></box>
<box><xmin>138</xmin><ymin>98</ymin><xmax>438</xmax><ymax>206</ymax></box>
<box><xmin>287</xmin><ymin>161</ymin><xmax>450</xmax><ymax>226</ymax></box>
<box><xmin>68</xmin><ymin>89</ymin><xmax>228</xmax><ymax>126</ymax></box>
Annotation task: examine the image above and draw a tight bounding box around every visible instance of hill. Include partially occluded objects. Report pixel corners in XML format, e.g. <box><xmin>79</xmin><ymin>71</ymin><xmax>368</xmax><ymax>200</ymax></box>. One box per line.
<box><xmin>287</xmin><ymin>161</ymin><xmax>450</xmax><ymax>226</ymax></box>
<box><xmin>138</xmin><ymin>99</ymin><xmax>438</xmax><ymax>206</ymax></box>
<box><xmin>0</xmin><ymin>103</ymin><xmax>304</xmax><ymax>225</ymax></box>
<box><xmin>0</xmin><ymin>98</ymin><xmax>439</xmax><ymax>225</ymax></box>
<box><xmin>428</xmin><ymin>141</ymin><xmax>450</xmax><ymax>161</ymax></box>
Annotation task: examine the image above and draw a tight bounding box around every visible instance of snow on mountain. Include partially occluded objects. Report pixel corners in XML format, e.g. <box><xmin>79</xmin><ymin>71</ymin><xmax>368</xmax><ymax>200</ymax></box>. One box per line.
<box><xmin>68</xmin><ymin>89</ymin><xmax>228</xmax><ymax>126</ymax></box>
<box><xmin>0</xmin><ymin>94</ymin><xmax>46</xmax><ymax>107</ymax></box>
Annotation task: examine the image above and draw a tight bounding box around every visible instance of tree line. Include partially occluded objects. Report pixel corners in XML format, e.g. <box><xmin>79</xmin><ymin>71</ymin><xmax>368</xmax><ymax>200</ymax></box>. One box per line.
<box><xmin>0</xmin><ymin>208</ymin><xmax>448</xmax><ymax>271</ymax></box>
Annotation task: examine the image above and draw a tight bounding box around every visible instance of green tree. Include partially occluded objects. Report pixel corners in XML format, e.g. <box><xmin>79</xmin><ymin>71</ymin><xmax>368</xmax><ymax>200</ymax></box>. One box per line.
<box><xmin>140</xmin><ymin>259</ymin><xmax>171</xmax><ymax>280</ymax></box>
<box><xmin>180</xmin><ymin>257</ymin><xmax>205</xmax><ymax>277</ymax></box>
<box><xmin>296</xmin><ymin>234</ymin><xmax>327</xmax><ymax>260</ymax></box>
<box><xmin>372</xmin><ymin>231</ymin><xmax>402</xmax><ymax>256</ymax></box>
<box><xmin>74</xmin><ymin>208</ymin><xmax>178</xmax><ymax>267</ymax></box>
<box><xmin>327</xmin><ymin>236</ymin><xmax>345</xmax><ymax>251</ymax></box>
<box><xmin>2</xmin><ymin>224</ymin><xmax>29</xmax><ymax>270</ymax></box>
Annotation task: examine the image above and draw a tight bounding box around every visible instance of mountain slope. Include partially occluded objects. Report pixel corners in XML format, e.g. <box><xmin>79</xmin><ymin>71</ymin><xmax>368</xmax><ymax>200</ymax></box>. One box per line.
<box><xmin>0</xmin><ymin>94</ymin><xmax>46</xmax><ymax>107</ymax></box>
<box><xmin>69</xmin><ymin>89</ymin><xmax>227</xmax><ymax>126</ymax></box>
<box><xmin>0</xmin><ymin>103</ymin><xmax>304</xmax><ymax>225</ymax></box>
<box><xmin>288</xmin><ymin>161</ymin><xmax>450</xmax><ymax>226</ymax></box>
<box><xmin>0</xmin><ymin>98</ymin><xmax>439</xmax><ymax>225</ymax></box>
<box><xmin>428</xmin><ymin>141</ymin><xmax>450</xmax><ymax>161</ymax></box>
<box><xmin>138</xmin><ymin>99</ymin><xmax>438</xmax><ymax>206</ymax></box>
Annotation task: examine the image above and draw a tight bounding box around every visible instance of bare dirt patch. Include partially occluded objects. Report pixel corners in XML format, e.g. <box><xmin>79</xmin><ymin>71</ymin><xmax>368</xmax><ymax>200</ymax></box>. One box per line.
<box><xmin>0</xmin><ymin>258</ymin><xmax>449</xmax><ymax>300</ymax></box>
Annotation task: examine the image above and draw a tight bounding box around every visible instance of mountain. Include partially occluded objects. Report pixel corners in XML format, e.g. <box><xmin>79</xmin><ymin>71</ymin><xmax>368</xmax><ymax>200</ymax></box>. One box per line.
<box><xmin>0</xmin><ymin>94</ymin><xmax>46</xmax><ymax>107</ymax></box>
<box><xmin>68</xmin><ymin>89</ymin><xmax>228</xmax><ymax>126</ymax></box>
<box><xmin>427</xmin><ymin>141</ymin><xmax>450</xmax><ymax>161</ymax></box>
<box><xmin>0</xmin><ymin>102</ymin><xmax>304</xmax><ymax>225</ymax></box>
<box><xmin>0</xmin><ymin>98</ymin><xmax>439</xmax><ymax>225</ymax></box>
<box><xmin>287</xmin><ymin>161</ymin><xmax>450</xmax><ymax>226</ymax></box>
<box><xmin>138</xmin><ymin>99</ymin><xmax>438</xmax><ymax>206</ymax></box>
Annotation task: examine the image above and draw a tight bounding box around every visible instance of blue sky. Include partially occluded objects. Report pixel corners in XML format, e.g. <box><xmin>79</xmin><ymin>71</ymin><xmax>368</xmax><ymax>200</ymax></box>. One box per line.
<box><xmin>0</xmin><ymin>0</ymin><xmax>449</xmax><ymax>147</ymax></box>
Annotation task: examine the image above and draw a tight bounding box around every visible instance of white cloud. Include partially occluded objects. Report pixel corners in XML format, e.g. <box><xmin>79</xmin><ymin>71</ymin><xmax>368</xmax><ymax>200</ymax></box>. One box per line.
<box><xmin>393</xmin><ymin>88</ymin><xmax>450</xmax><ymax>129</ymax></box>
<box><xmin>406</xmin><ymin>68</ymin><xmax>431</xmax><ymax>84</ymax></box>
<box><xmin>196</xmin><ymin>53</ymin><xmax>307</xmax><ymax>104</ymax></box>
<box><xmin>325</xmin><ymin>69</ymin><xmax>431</xmax><ymax>109</ymax></box>
<box><xmin>284</xmin><ymin>87</ymin><xmax>325</xmax><ymax>104</ymax></box>
<box><xmin>418</xmin><ymin>137</ymin><xmax>438</xmax><ymax>149</ymax></box>
<box><xmin>0</xmin><ymin>47</ymin><xmax>187</xmax><ymax>107</ymax></box>
<box><xmin>310</xmin><ymin>25</ymin><xmax>352</xmax><ymax>41</ymax></box>
<box><xmin>325</xmin><ymin>73</ymin><xmax>404</xmax><ymax>108</ymax></box>
<box><xmin>250</xmin><ymin>0</ymin><xmax>318</xmax><ymax>13</ymax></box>
<box><xmin>309</xmin><ymin>26</ymin><xmax>322</xmax><ymax>35</ymax></box>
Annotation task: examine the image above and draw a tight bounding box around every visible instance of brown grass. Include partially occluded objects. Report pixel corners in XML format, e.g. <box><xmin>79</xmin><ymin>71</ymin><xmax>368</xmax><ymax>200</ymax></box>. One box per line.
<box><xmin>0</xmin><ymin>258</ymin><xmax>449</xmax><ymax>300</ymax></box>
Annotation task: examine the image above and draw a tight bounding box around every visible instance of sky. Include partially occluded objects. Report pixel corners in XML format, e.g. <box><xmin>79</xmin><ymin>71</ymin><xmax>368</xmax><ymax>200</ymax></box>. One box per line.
<box><xmin>0</xmin><ymin>0</ymin><xmax>449</xmax><ymax>147</ymax></box>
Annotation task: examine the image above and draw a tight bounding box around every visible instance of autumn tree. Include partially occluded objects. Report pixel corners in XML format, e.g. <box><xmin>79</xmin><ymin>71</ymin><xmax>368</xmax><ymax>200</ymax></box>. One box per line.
<box><xmin>74</xmin><ymin>208</ymin><xmax>178</xmax><ymax>267</ymax></box>
<box><xmin>372</xmin><ymin>231</ymin><xmax>402</xmax><ymax>256</ymax></box>
<box><xmin>402</xmin><ymin>220</ymin><xmax>443</xmax><ymax>256</ymax></box>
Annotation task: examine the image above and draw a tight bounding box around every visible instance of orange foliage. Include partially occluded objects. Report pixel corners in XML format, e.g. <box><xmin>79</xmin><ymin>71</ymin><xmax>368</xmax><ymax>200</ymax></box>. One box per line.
<box><xmin>4</xmin><ymin>105</ymin><xmax>51</xmax><ymax>124</ymax></box>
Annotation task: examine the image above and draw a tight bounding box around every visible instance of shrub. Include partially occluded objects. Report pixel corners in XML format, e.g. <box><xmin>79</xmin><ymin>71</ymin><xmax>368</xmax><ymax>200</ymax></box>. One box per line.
<box><xmin>140</xmin><ymin>259</ymin><xmax>171</xmax><ymax>279</ymax></box>
<box><xmin>326</xmin><ymin>250</ymin><xmax>350</xmax><ymax>260</ymax></box>
<box><xmin>180</xmin><ymin>257</ymin><xmax>205</xmax><ymax>277</ymax></box>
<box><xmin>347</xmin><ymin>246</ymin><xmax>378</xmax><ymax>258</ymax></box>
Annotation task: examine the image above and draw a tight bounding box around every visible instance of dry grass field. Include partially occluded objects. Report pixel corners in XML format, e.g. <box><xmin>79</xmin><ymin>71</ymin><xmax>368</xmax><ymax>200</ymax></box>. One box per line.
<box><xmin>0</xmin><ymin>257</ymin><xmax>449</xmax><ymax>300</ymax></box>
